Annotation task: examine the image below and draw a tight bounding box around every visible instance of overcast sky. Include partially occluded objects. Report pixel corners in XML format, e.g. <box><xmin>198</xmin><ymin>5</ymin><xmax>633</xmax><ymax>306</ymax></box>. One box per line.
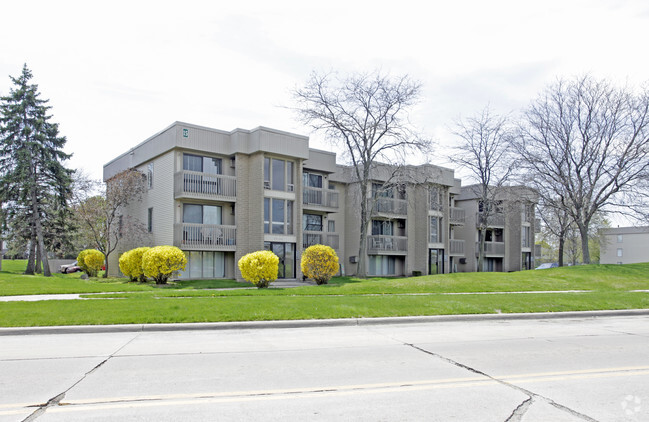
<box><xmin>1</xmin><ymin>0</ymin><xmax>648</xmax><ymax>182</ymax></box>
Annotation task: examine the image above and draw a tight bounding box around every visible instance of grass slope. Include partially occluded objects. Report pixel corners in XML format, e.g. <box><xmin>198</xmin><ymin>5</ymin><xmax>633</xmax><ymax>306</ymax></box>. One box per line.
<box><xmin>0</xmin><ymin>260</ymin><xmax>647</xmax><ymax>327</ymax></box>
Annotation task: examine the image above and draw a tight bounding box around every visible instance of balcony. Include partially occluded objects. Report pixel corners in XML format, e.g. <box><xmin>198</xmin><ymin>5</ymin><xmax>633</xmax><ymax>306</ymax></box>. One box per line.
<box><xmin>175</xmin><ymin>223</ymin><xmax>236</xmax><ymax>251</ymax></box>
<box><xmin>302</xmin><ymin>231</ymin><xmax>340</xmax><ymax>250</ymax></box>
<box><xmin>476</xmin><ymin>212</ymin><xmax>505</xmax><ymax>228</ymax></box>
<box><xmin>303</xmin><ymin>188</ymin><xmax>339</xmax><ymax>210</ymax></box>
<box><xmin>367</xmin><ymin>235</ymin><xmax>408</xmax><ymax>254</ymax></box>
<box><xmin>373</xmin><ymin>198</ymin><xmax>407</xmax><ymax>215</ymax></box>
<box><xmin>449</xmin><ymin>239</ymin><xmax>465</xmax><ymax>256</ymax></box>
<box><xmin>449</xmin><ymin>207</ymin><xmax>466</xmax><ymax>225</ymax></box>
<box><xmin>475</xmin><ymin>241</ymin><xmax>505</xmax><ymax>256</ymax></box>
<box><xmin>174</xmin><ymin>171</ymin><xmax>236</xmax><ymax>201</ymax></box>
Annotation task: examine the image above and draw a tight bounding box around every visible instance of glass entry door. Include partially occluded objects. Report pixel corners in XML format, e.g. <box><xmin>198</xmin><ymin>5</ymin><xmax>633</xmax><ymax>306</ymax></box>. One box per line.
<box><xmin>265</xmin><ymin>242</ymin><xmax>295</xmax><ymax>279</ymax></box>
<box><xmin>429</xmin><ymin>249</ymin><xmax>444</xmax><ymax>275</ymax></box>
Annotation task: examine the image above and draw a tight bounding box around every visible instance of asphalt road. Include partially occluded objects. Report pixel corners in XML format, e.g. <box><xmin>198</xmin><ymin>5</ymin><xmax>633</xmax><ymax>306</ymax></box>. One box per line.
<box><xmin>1</xmin><ymin>315</ymin><xmax>648</xmax><ymax>421</ymax></box>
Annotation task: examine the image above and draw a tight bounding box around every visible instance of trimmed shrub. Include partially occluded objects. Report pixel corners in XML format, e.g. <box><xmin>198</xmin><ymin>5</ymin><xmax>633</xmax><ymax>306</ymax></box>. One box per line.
<box><xmin>238</xmin><ymin>250</ymin><xmax>279</xmax><ymax>288</ymax></box>
<box><xmin>77</xmin><ymin>249</ymin><xmax>105</xmax><ymax>277</ymax></box>
<box><xmin>119</xmin><ymin>247</ymin><xmax>150</xmax><ymax>282</ymax></box>
<box><xmin>301</xmin><ymin>244</ymin><xmax>339</xmax><ymax>285</ymax></box>
<box><xmin>142</xmin><ymin>246</ymin><xmax>187</xmax><ymax>284</ymax></box>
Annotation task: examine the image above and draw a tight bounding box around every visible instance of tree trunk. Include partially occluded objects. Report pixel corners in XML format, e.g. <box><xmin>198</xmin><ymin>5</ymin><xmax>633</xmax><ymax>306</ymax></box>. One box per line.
<box><xmin>477</xmin><ymin>225</ymin><xmax>486</xmax><ymax>272</ymax></box>
<box><xmin>356</xmin><ymin>184</ymin><xmax>369</xmax><ymax>278</ymax></box>
<box><xmin>31</xmin><ymin>184</ymin><xmax>51</xmax><ymax>277</ymax></box>
<box><xmin>557</xmin><ymin>234</ymin><xmax>565</xmax><ymax>267</ymax></box>
<box><xmin>103</xmin><ymin>251</ymin><xmax>109</xmax><ymax>278</ymax></box>
<box><xmin>25</xmin><ymin>239</ymin><xmax>36</xmax><ymax>274</ymax></box>
<box><xmin>577</xmin><ymin>222</ymin><xmax>591</xmax><ymax>264</ymax></box>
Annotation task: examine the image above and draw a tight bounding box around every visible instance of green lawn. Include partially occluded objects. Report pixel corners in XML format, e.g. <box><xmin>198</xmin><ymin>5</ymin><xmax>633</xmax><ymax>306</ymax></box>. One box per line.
<box><xmin>0</xmin><ymin>260</ymin><xmax>648</xmax><ymax>327</ymax></box>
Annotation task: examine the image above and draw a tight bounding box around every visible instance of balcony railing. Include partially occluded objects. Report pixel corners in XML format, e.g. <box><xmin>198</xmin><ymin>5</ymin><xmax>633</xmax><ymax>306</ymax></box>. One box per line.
<box><xmin>303</xmin><ymin>231</ymin><xmax>340</xmax><ymax>249</ymax></box>
<box><xmin>373</xmin><ymin>198</ymin><xmax>407</xmax><ymax>215</ymax></box>
<box><xmin>303</xmin><ymin>188</ymin><xmax>339</xmax><ymax>209</ymax></box>
<box><xmin>475</xmin><ymin>241</ymin><xmax>505</xmax><ymax>256</ymax></box>
<box><xmin>367</xmin><ymin>235</ymin><xmax>408</xmax><ymax>253</ymax></box>
<box><xmin>449</xmin><ymin>239</ymin><xmax>465</xmax><ymax>256</ymax></box>
<box><xmin>174</xmin><ymin>171</ymin><xmax>236</xmax><ymax>200</ymax></box>
<box><xmin>449</xmin><ymin>207</ymin><xmax>466</xmax><ymax>225</ymax></box>
<box><xmin>175</xmin><ymin>223</ymin><xmax>236</xmax><ymax>251</ymax></box>
<box><xmin>476</xmin><ymin>212</ymin><xmax>505</xmax><ymax>227</ymax></box>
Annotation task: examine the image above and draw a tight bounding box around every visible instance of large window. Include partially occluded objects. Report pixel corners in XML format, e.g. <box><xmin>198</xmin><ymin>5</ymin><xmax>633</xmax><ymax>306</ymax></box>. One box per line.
<box><xmin>303</xmin><ymin>213</ymin><xmax>323</xmax><ymax>231</ymax></box>
<box><xmin>264</xmin><ymin>157</ymin><xmax>294</xmax><ymax>191</ymax></box>
<box><xmin>264</xmin><ymin>198</ymin><xmax>294</xmax><ymax>234</ymax></box>
<box><xmin>369</xmin><ymin>255</ymin><xmax>396</xmax><ymax>276</ymax></box>
<box><xmin>430</xmin><ymin>216</ymin><xmax>442</xmax><ymax>243</ymax></box>
<box><xmin>372</xmin><ymin>182</ymin><xmax>393</xmax><ymax>198</ymax></box>
<box><xmin>183</xmin><ymin>204</ymin><xmax>222</xmax><ymax>225</ymax></box>
<box><xmin>303</xmin><ymin>172</ymin><xmax>323</xmax><ymax>188</ymax></box>
<box><xmin>183</xmin><ymin>153</ymin><xmax>222</xmax><ymax>174</ymax></box>
<box><xmin>372</xmin><ymin>220</ymin><xmax>393</xmax><ymax>236</ymax></box>
<box><xmin>429</xmin><ymin>185</ymin><xmax>442</xmax><ymax>211</ymax></box>
<box><xmin>522</xmin><ymin>226</ymin><xmax>531</xmax><ymax>247</ymax></box>
<box><xmin>178</xmin><ymin>251</ymin><xmax>225</xmax><ymax>279</ymax></box>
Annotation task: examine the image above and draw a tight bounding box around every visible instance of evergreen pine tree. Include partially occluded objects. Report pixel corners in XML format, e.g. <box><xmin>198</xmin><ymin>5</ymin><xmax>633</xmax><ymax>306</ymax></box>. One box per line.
<box><xmin>0</xmin><ymin>64</ymin><xmax>73</xmax><ymax>276</ymax></box>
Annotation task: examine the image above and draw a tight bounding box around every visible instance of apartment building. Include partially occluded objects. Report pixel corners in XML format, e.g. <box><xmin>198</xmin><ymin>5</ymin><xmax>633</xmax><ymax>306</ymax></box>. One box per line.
<box><xmin>600</xmin><ymin>226</ymin><xmax>649</xmax><ymax>264</ymax></box>
<box><xmin>453</xmin><ymin>185</ymin><xmax>539</xmax><ymax>272</ymax></box>
<box><xmin>103</xmin><ymin>122</ymin><xmax>536</xmax><ymax>280</ymax></box>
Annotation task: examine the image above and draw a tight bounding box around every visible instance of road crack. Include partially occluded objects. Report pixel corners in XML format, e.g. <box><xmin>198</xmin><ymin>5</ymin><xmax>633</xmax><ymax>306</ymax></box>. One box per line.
<box><xmin>21</xmin><ymin>333</ymin><xmax>142</xmax><ymax>421</ymax></box>
<box><xmin>405</xmin><ymin>343</ymin><xmax>600</xmax><ymax>422</ymax></box>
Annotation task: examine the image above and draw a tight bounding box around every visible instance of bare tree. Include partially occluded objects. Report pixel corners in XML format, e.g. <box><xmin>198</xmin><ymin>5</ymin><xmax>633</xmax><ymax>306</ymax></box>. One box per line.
<box><xmin>537</xmin><ymin>197</ymin><xmax>573</xmax><ymax>267</ymax></box>
<box><xmin>73</xmin><ymin>169</ymin><xmax>148</xmax><ymax>278</ymax></box>
<box><xmin>512</xmin><ymin>75</ymin><xmax>649</xmax><ymax>264</ymax></box>
<box><xmin>292</xmin><ymin>70</ymin><xmax>430</xmax><ymax>276</ymax></box>
<box><xmin>450</xmin><ymin>106</ymin><xmax>514</xmax><ymax>271</ymax></box>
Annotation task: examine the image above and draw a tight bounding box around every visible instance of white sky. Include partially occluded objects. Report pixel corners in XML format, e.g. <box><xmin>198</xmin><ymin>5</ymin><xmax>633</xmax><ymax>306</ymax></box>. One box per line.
<box><xmin>1</xmin><ymin>0</ymin><xmax>648</xmax><ymax>182</ymax></box>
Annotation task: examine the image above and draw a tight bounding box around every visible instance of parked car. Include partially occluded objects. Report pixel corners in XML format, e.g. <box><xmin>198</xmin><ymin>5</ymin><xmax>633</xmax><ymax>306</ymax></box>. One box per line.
<box><xmin>535</xmin><ymin>262</ymin><xmax>558</xmax><ymax>270</ymax></box>
<box><xmin>60</xmin><ymin>261</ymin><xmax>81</xmax><ymax>274</ymax></box>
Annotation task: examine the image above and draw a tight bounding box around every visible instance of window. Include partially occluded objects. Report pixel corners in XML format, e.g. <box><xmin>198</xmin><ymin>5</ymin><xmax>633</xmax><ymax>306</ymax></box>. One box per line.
<box><xmin>183</xmin><ymin>153</ymin><xmax>222</xmax><ymax>174</ymax></box>
<box><xmin>328</xmin><ymin>220</ymin><xmax>335</xmax><ymax>233</ymax></box>
<box><xmin>178</xmin><ymin>251</ymin><xmax>225</xmax><ymax>279</ymax></box>
<box><xmin>147</xmin><ymin>208</ymin><xmax>153</xmax><ymax>232</ymax></box>
<box><xmin>372</xmin><ymin>183</ymin><xmax>393</xmax><ymax>198</ymax></box>
<box><xmin>303</xmin><ymin>213</ymin><xmax>323</xmax><ymax>231</ymax></box>
<box><xmin>372</xmin><ymin>220</ymin><xmax>393</xmax><ymax>236</ymax></box>
<box><xmin>264</xmin><ymin>198</ymin><xmax>293</xmax><ymax>234</ymax></box>
<box><xmin>147</xmin><ymin>163</ymin><xmax>154</xmax><ymax>189</ymax></box>
<box><xmin>182</xmin><ymin>204</ymin><xmax>222</xmax><ymax>225</ymax></box>
<box><xmin>617</xmin><ymin>234</ymin><xmax>623</xmax><ymax>243</ymax></box>
<box><xmin>430</xmin><ymin>216</ymin><xmax>442</xmax><ymax>243</ymax></box>
<box><xmin>617</xmin><ymin>248</ymin><xmax>623</xmax><ymax>257</ymax></box>
<box><xmin>522</xmin><ymin>226</ymin><xmax>531</xmax><ymax>248</ymax></box>
<box><xmin>369</xmin><ymin>255</ymin><xmax>396</xmax><ymax>276</ymax></box>
<box><xmin>430</xmin><ymin>185</ymin><xmax>442</xmax><ymax>211</ymax></box>
<box><xmin>303</xmin><ymin>172</ymin><xmax>323</xmax><ymax>188</ymax></box>
<box><xmin>264</xmin><ymin>157</ymin><xmax>294</xmax><ymax>191</ymax></box>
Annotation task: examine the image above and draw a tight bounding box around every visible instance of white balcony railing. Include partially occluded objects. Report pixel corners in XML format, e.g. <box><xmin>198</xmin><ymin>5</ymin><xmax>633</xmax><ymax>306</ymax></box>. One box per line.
<box><xmin>174</xmin><ymin>171</ymin><xmax>236</xmax><ymax>200</ymax></box>
<box><xmin>367</xmin><ymin>235</ymin><xmax>408</xmax><ymax>253</ymax></box>
<box><xmin>449</xmin><ymin>239</ymin><xmax>465</xmax><ymax>256</ymax></box>
<box><xmin>302</xmin><ymin>231</ymin><xmax>340</xmax><ymax>249</ymax></box>
<box><xmin>175</xmin><ymin>223</ymin><xmax>236</xmax><ymax>251</ymax></box>
<box><xmin>476</xmin><ymin>212</ymin><xmax>505</xmax><ymax>227</ymax></box>
<box><xmin>475</xmin><ymin>241</ymin><xmax>505</xmax><ymax>256</ymax></box>
<box><xmin>373</xmin><ymin>198</ymin><xmax>407</xmax><ymax>215</ymax></box>
<box><xmin>449</xmin><ymin>207</ymin><xmax>466</xmax><ymax>225</ymax></box>
<box><xmin>303</xmin><ymin>188</ymin><xmax>339</xmax><ymax>209</ymax></box>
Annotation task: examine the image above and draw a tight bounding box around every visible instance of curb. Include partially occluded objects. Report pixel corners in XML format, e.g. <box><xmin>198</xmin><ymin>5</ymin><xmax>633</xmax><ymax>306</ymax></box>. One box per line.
<box><xmin>2</xmin><ymin>309</ymin><xmax>649</xmax><ymax>336</ymax></box>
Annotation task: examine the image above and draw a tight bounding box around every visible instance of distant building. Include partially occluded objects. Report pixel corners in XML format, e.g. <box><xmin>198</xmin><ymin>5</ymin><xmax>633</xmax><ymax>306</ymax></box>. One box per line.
<box><xmin>600</xmin><ymin>226</ymin><xmax>649</xmax><ymax>264</ymax></box>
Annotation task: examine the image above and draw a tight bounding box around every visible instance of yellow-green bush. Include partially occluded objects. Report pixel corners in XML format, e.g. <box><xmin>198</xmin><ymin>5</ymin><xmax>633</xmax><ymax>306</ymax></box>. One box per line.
<box><xmin>238</xmin><ymin>250</ymin><xmax>279</xmax><ymax>288</ymax></box>
<box><xmin>301</xmin><ymin>244</ymin><xmax>339</xmax><ymax>285</ymax></box>
<box><xmin>119</xmin><ymin>247</ymin><xmax>150</xmax><ymax>282</ymax></box>
<box><xmin>76</xmin><ymin>249</ymin><xmax>105</xmax><ymax>277</ymax></box>
<box><xmin>141</xmin><ymin>246</ymin><xmax>187</xmax><ymax>284</ymax></box>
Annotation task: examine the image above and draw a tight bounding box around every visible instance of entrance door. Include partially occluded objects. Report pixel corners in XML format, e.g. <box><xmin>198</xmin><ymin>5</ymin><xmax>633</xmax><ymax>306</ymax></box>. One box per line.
<box><xmin>265</xmin><ymin>242</ymin><xmax>296</xmax><ymax>279</ymax></box>
<box><xmin>429</xmin><ymin>249</ymin><xmax>444</xmax><ymax>275</ymax></box>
